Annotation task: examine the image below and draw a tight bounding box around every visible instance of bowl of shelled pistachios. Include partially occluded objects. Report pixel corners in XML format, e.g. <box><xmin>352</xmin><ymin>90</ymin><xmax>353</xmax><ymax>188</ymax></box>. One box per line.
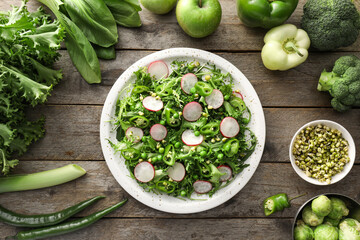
<box><xmin>289</xmin><ymin>120</ymin><xmax>356</xmax><ymax>185</ymax></box>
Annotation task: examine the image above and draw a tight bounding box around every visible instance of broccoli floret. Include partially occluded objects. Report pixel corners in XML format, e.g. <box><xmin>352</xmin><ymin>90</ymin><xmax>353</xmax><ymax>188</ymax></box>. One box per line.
<box><xmin>318</xmin><ymin>55</ymin><xmax>360</xmax><ymax>112</ymax></box>
<box><xmin>301</xmin><ymin>0</ymin><xmax>360</xmax><ymax>51</ymax></box>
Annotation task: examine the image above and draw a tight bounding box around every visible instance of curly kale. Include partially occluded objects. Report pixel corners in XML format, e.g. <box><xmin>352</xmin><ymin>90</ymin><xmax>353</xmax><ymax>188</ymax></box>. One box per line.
<box><xmin>318</xmin><ymin>55</ymin><xmax>360</xmax><ymax>112</ymax></box>
<box><xmin>0</xmin><ymin>1</ymin><xmax>64</xmax><ymax>175</ymax></box>
<box><xmin>301</xmin><ymin>0</ymin><xmax>360</xmax><ymax>51</ymax></box>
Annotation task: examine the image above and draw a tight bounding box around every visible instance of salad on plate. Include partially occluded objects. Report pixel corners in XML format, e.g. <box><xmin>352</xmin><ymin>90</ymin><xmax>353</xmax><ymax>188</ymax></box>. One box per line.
<box><xmin>109</xmin><ymin>60</ymin><xmax>257</xmax><ymax>198</ymax></box>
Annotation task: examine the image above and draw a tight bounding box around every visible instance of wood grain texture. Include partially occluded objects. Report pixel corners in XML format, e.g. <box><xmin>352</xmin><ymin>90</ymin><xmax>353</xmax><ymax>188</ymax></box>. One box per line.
<box><xmin>0</xmin><ymin>218</ymin><xmax>293</xmax><ymax>240</ymax></box>
<box><xmin>0</xmin><ymin>161</ymin><xmax>358</xmax><ymax>220</ymax></box>
<box><xmin>20</xmin><ymin>106</ymin><xmax>360</xmax><ymax>163</ymax></box>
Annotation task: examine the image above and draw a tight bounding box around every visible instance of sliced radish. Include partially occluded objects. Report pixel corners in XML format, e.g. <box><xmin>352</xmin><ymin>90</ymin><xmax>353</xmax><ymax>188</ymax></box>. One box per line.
<box><xmin>167</xmin><ymin>162</ymin><xmax>186</xmax><ymax>182</ymax></box>
<box><xmin>182</xmin><ymin>129</ymin><xmax>204</xmax><ymax>146</ymax></box>
<box><xmin>220</xmin><ymin>117</ymin><xmax>240</xmax><ymax>138</ymax></box>
<box><xmin>193</xmin><ymin>180</ymin><xmax>213</xmax><ymax>194</ymax></box>
<box><xmin>148</xmin><ymin>60</ymin><xmax>169</xmax><ymax>79</ymax></box>
<box><xmin>205</xmin><ymin>89</ymin><xmax>224</xmax><ymax>109</ymax></box>
<box><xmin>233</xmin><ymin>91</ymin><xmax>244</xmax><ymax>100</ymax></box>
<box><xmin>181</xmin><ymin>73</ymin><xmax>198</xmax><ymax>94</ymax></box>
<box><xmin>217</xmin><ymin>165</ymin><xmax>232</xmax><ymax>182</ymax></box>
<box><xmin>134</xmin><ymin>161</ymin><xmax>155</xmax><ymax>183</ymax></box>
<box><xmin>150</xmin><ymin>124</ymin><xmax>167</xmax><ymax>141</ymax></box>
<box><xmin>125</xmin><ymin>127</ymin><xmax>143</xmax><ymax>143</ymax></box>
<box><xmin>183</xmin><ymin>102</ymin><xmax>202</xmax><ymax>122</ymax></box>
<box><xmin>142</xmin><ymin>96</ymin><xmax>163</xmax><ymax>112</ymax></box>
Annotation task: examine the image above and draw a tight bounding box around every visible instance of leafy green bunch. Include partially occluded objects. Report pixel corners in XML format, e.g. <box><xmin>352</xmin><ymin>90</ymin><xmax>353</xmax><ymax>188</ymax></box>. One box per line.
<box><xmin>111</xmin><ymin>61</ymin><xmax>256</xmax><ymax>198</ymax></box>
<box><xmin>0</xmin><ymin>1</ymin><xmax>64</xmax><ymax>175</ymax></box>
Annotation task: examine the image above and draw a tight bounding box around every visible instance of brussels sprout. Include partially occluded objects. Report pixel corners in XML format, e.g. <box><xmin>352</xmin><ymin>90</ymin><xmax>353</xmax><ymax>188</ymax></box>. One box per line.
<box><xmin>314</xmin><ymin>223</ymin><xmax>339</xmax><ymax>240</ymax></box>
<box><xmin>324</xmin><ymin>217</ymin><xmax>341</xmax><ymax>227</ymax></box>
<box><xmin>312</xmin><ymin>195</ymin><xmax>332</xmax><ymax>217</ymax></box>
<box><xmin>328</xmin><ymin>198</ymin><xmax>349</xmax><ymax>220</ymax></box>
<box><xmin>294</xmin><ymin>220</ymin><xmax>314</xmax><ymax>240</ymax></box>
<box><xmin>303</xmin><ymin>205</ymin><xmax>324</xmax><ymax>227</ymax></box>
<box><xmin>339</xmin><ymin>218</ymin><xmax>360</xmax><ymax>240</ymax></box>
<box><xmin>350</xmin><ymin>208</ymin><xmax>360</xmax><ymax>222</ymax></box>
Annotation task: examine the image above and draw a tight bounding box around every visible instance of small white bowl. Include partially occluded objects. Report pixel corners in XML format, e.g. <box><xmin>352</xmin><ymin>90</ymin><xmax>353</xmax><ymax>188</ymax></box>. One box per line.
<box><xmin>289</xmin><ymin>120</ymin><xmax>356</xmax><ymax>185</ymax></box>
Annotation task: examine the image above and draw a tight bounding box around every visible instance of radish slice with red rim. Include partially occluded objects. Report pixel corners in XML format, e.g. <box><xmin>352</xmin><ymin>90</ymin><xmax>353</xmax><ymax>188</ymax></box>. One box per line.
<box><xmin>134</xmin><ymin>161</ymin><xmax>155</xmax><ymax>183</ymax></box>
<box><xmin>148</xmin><ymin>60</ymin><xmax>169</xmax><ymax>79</ymax></box>
<box><xmin>150</xmin><ymin>124</ymin><xmax>167</xmax><ymax>141</ymax></box>
<box><xmin>183</xmin><ymin>102</ymin><xmax>202</xmax><ymax>122</ymax></box>
<box><xmin>167</xmin><ymin>162</ymin><xmax>186</xmax><ymax>182</ymax></box>
<box><xmin>193</xmin><ymin>180</ymin><xmax>212</xmax><ymax>194</ymax></box>
<box><xmin>182</xmin><ymin>129</ymin><xmax>204</xmax><ymax>146</ymax></box>
<box><xmin>181</xmin><ymin>73</ymin><xmax>198</xmax><ymax>94</ymax></box>
<box><xmin>125</xmin><ymin>127</ymin><xmax>143</xmax><ymax>143</ymax></box>
<box><xmin>233</xmin><ymin>91</ymin><xmax>243</xmax><ymax>100</ymax></box>
<box><xmin>142</xmin><ymin>96</ymin><xmax>163</xmax><ymax>112</ymax></box>
<box><xmin>220</xmin><ymin>117</ymin><xmax>240</xmax><ymax>138</ymax></box>
<box><xmin>217</xmin><ymin>165</ymin><xmax>232</xmax><ymax>182</ymax></box>
<box><xmin>205</xmin><ymin>89</ymin><xmax>224</xmax><ymax>109</ymax></box>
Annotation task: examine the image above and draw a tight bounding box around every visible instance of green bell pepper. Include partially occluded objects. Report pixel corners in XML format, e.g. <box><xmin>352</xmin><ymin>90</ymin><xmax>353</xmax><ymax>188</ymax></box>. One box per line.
<box><xmin>163</xmin><ymin>144</ymin><xmax>175</xmax><ymax>166</ymax></box>
<box><xmin>236</xmin><ymin>0</ymin><xmax>298</xmax><ymax>29</ymax></box>
<box><xmin>261</xmin><ymin>24</ymin><xmax>310</xmax><ymax>71</ymax></box>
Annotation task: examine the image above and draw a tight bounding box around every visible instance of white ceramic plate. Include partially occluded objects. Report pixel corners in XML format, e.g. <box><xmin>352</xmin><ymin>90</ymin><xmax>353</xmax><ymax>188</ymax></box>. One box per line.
<box><xmin>100</xmin><ymin>48</ymin><xmax>266</xmax><ymax>214</ymax></box>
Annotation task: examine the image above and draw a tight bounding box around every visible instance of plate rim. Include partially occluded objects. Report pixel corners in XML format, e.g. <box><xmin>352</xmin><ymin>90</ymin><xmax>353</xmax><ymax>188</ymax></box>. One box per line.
<box><xmin>100</xmin><ymin>47</ymin><xmax>266</xmax><ymax>214</ymax></box>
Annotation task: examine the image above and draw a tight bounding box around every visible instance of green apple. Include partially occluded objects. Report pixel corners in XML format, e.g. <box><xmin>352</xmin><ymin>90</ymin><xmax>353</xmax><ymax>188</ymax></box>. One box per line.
<box><xmin>140</xmin><ymin>0</ymin><xmax>177</xmax><ymax>15</ymax></box>
<box><xmin>176</xmin><ymin>0</ymin><xmax>222</xmax><ymax>38</ymax></box>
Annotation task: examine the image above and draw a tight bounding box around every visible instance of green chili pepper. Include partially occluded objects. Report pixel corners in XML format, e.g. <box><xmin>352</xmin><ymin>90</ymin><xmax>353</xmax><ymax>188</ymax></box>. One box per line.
<box><xmin>195</xmin><ymin>82</ymin><xmax>213</xmax><ymax>97</ymax></box>
<box><xmin>165</xmin><ymin>108</ymin><xmax>181</xmax><ymax>127</ymax></box>
<box><xmin>121</xmin><ymin>148</ymin><xmax>140</xmax><ymax>161</ymax></box>
<box><xmin>222</xmin><ymin>139</ymin><xmax>240</xmax><ymax>157</ymax></box>
<box><xmin>197</xmin><ymin>161</ymin><xmax>211</xmax><ymax>178</ymax></box>
<box><xmin>163</xmin><ymin>144</ymin><xmax>175</xmax><ymax>166</ymax></box>
<box><xmin>200</xmin><ymin>122</ymin><xmax>220</xmax><ymax>136</ymax></box>
<box><xmin>131</xmin><ymin>85</ymin><xmax>149</xmax><ymax>94</ymax></box>
<box><xmin>0</xmin><ymin>196</ymin><xmax>104</xmax><ymax>228</ymax></box>
<box><xmin>155</xmin><ymin>84</ymin><xmax>172</xmax><ymax>96</ymax></box>
<box><xmin>230</xmin><ymin>97</ymin><xmax>246</xmax><ymax>112</ymax></box>
<box><xmin>263</xmin><ymin>193</ymin><xmax>307</xmax><ymax>216</ymax></box>
<box><xmin>155</xmin><ymin>181</ymin><xmax>176</xmax><ymax>193</ymax></box>
<box><xmin>6</xmin><ymin>199</ymin><xmax>128</xmax><ymax>240</ymax></box>
<box><xmin>129</xmin><ymin>116</ymin><xmax>150</xmax><ymax>129</ymax></box>
<box><xmin>237</xmin><ymin>0</ymin><xmax>299</xmax><ymax>29</ymax></box>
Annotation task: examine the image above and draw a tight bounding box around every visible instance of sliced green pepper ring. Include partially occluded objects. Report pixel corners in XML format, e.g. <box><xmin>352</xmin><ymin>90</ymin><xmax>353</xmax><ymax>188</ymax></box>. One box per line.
<box><xmin>155</xmin><ymin>181</ymin><xmax>176</xmax><ymax>193</ymax></box>
<box><xmin>121</xmin><ymin>148</ymin><xmax>141</xmax><ymax>161</ymax></box>
<box><xmin>200</xmin><ymin>122</ymin><xmax>220</xmax><ymax>136</ymax></box>
<box><xmin>197</xmin><ymin>161</ymin><xmax>212</xmax><ymax>178</ymax></box>
<box><xmin>230</xmin><ymin>97</ymin><xmax>246</xmax><ymax>112</ymax></box>
<box><xmin>155</xmin><ymin>84</ymin><xmax>172</xmax><ymax>96</ymax></box>
<box><xmin>165</xmin><ymin>108</ymin><xmax>181</xmax><ymax>127</ymax></box>
<box><xmin>163</xmin><ymin>144</ymin><xmax>175</xmax><ymax>166</ymax></box>
<box><xmin>129</xmin><ymin>115</ymin><xmax>150</xmax><ymax>129</ymax></box>
<box><xmin>222</xmin><ymin>139</ymin><xmax>240</xmax><ymax>157</ymax></box>
<box><xmin>132</xmin><ymin>85</ymin><xmax>149</xmax><ymax>94</ymax></box>
<box><xmin>195</xmin><ymin>82</ymin><xmax>213</xmax><ymax>97</ymax></box>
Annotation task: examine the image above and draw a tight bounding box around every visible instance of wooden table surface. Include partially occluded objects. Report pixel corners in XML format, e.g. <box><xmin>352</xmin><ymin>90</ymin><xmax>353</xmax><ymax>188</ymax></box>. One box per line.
<box><xmin>1</xmin><ymin>0</ymin><xmax>359</xmax><ymax>239</ymax></box>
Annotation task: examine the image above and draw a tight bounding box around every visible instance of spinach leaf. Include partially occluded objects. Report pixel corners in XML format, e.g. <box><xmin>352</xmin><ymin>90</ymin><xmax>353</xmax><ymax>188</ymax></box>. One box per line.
<box><xmin>63</xmin><ymin>0</ymin><xmax>118</xmax><ymax>47</ymax></box>
<box><xmin>104</xmin><ymin>0</ymin><xmax>141</xmax><ymax>27</ymax></box>
<box><xmin>93</xmin><ymin>44</ymin><xmax>116</xmax><ymax>60</ymax></box>
<box><xmin>37</xmin><ymin>0</ymin><xmax>102</xmax><ymax>84</ymax></box>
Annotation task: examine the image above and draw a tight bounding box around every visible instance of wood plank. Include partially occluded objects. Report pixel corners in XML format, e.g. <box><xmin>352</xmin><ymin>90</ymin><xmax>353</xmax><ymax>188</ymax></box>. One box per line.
<box><xmin>0</xmin><ymin>218</ymin><xmax>293</xmax><ymax>240</ymax></box>
<box><xmin>49</xmin><ymin>50</ymin><xmax>360</xmax><ymax>106</ymax></box>
<box><xmin>21</xmin><ymin>106</ymin><xmax>360</xmax><ymax>163</ymax></box>
<box><xmin>2</xmin><ymin>0</ymin><xmax>359</xmax><ymax>52</ymax></box>
<box><xmin>0</xmin><ymin>161</ymin><xmax>358</xmax><ymax>218</ymax></box>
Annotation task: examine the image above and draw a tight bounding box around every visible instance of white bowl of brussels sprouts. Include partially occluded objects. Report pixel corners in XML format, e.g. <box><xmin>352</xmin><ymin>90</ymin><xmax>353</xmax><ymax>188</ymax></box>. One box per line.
<box><xmin>292</xmin><ymin>194</ymin><xmax>360</xmax><ymax>240</ymax></box>
<box><xmin>289</xmin><ymin>120</ymin><xmax>356</xmax><ymax>185</ymax></box>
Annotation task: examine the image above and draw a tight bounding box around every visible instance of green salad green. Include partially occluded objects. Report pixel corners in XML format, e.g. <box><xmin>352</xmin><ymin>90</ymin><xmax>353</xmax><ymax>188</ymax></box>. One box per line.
<box><xmin>110</xmin><ymin>60</ymin><xmax>256</xmax><ymax>198</ymax></box>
